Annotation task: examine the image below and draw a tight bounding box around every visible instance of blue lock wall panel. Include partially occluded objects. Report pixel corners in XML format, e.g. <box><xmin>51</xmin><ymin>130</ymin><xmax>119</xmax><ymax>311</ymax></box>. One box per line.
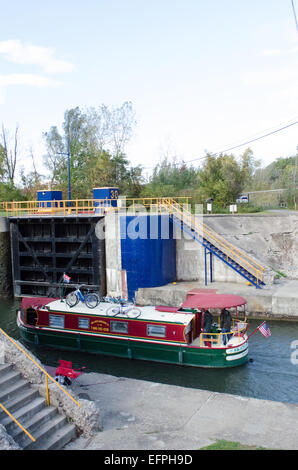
<box><xmin>120</xmin><ymin>214</ymin><xmax>176</xmax><ymax>300</ymax></box>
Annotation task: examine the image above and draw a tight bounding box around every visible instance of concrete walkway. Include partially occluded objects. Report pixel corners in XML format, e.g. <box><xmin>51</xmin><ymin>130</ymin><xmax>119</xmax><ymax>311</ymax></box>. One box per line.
<box><xmin>64</xmin><ymin>371</ymin><xmax>298</xmax><ymax>450</ymax></box>
<box><xmin>62</xmin><ymin>279</ymin><xmax>298</xmax><ymax>450</ymax></box>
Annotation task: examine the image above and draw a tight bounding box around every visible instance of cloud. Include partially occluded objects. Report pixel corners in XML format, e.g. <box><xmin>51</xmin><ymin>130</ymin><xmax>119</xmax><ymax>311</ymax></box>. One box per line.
<box><xmin>0</xmin><ymin>73</ymin><xmax>62</xmax><ymax>88</ymax></box>
<box><xmin>0</xmin><ymin>39</ymin><xmax>74</xmax><ymax>74</ymax></box>
<box><xmin>242</xmin><ymin>66</ymin><xmax>298</xmax><ymax>87</ymax></box>
<box><xmin>260</xmin><ymin>45</ymin><xmax>298</xmax><ymax>57</ymax></box>
<box><xmin>260</xmin><ymin>49</ymin><xmax>282</xmax><ymax>57</ymax></box>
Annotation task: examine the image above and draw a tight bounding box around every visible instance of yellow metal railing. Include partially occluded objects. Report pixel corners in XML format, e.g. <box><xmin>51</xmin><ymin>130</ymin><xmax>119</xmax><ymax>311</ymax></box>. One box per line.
<box><xmin>0</xmin><ymin>402</ymin><xmax>36</xmax><ymax>443</ymax></box>
<box><xmin>160</xmin><ymin>198</ymin><xmax>265</xmax><ymax>285</ymax></box>
<box><xmin>0</xmin><ymin>329</ymin><xmax>80</xmax><ymax>410</ymax></box>
<box><xmin>0</xmin><ymin>197</ymin><xmax>191</xmax><ymax>218</ymax></box>
<box><xmin>198</xmin><ymin>319</ymin><xmax>248</xmax><ymax>347</ymax></box>
<box><xmin>0</xmin><ymin>199</ymin><xmax>116</xmax><ymax>218</ymax></box>
<box><xmin>118</xmin><ymin>197</ymin><xmax>191</xmax><ymax>211</ymax></box>
<box><xmin>0</xmin><ymin>195</ymin><xmax>264</xmax><ymax>283</ymax></box>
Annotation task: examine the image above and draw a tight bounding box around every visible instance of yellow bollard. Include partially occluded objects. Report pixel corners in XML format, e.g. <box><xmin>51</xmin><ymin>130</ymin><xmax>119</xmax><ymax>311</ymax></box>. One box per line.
<box><xmin>45</xmin><ymin>375</ymin><xmax>50</xmax><ymax>406</ymax></box>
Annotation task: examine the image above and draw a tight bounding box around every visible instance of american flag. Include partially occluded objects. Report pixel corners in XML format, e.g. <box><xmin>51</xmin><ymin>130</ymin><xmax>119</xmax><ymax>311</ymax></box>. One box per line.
<box><xmin>63</xmin><ymin>273</ymin><xmax>71</xmax><ymax>283</ymax></box>
<box><xmin>257</xmin><ymin>321</ymin><xmax>271</xmax><ymax>338</ymax></box>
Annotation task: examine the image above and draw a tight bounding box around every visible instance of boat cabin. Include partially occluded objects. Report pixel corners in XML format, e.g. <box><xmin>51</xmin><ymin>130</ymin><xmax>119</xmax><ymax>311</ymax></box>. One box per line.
<box><xmin>20</xmin><ymin>293</ymin><xmax>248</xmax><ymax>349</ymax></box>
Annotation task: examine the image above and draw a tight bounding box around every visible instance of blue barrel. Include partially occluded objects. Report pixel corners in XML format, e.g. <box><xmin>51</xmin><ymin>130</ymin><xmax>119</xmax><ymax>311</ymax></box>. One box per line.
<box><xmin>120</xmin><ymin>214</ymin><xmax>176</xmax><ymax>300</ymax></box>
<box><xmin>37</xmin><ymin>190</ymin><xmax>63</xmax><ymax>209</ymax></box>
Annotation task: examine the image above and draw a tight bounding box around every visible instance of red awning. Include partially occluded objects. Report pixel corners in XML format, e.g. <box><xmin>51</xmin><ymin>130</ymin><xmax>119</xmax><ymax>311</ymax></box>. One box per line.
<box><xmin>21</xmin><ymin>297</ymin><xmax>58</xmax><ymax>309</ymax></box>
<box><xmin>180</xmin><ymin>293</ymin><xmax>246</xmax><ymax>310</ymax></box>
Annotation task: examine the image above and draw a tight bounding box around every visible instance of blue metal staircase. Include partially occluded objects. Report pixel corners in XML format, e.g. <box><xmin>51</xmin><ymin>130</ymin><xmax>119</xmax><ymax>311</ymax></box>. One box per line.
<box><xmin>161</xmin><ymin>199</ymin><xmax>265</xmax><ymax>289</ymax></box>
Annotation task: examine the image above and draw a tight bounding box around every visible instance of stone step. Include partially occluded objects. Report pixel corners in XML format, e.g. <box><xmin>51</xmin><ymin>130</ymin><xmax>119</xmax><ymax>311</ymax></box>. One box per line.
<box><xmin>0</xmin><ymin>361</ymin><xmax>78</xmax><ymax>450</ymax></box>
<box><xmin>18</xmin><ymin>413</ymin><xmax>71</xmax><ymax>450</ymax></box>
<box><xmin>12</xmin><ymin>405</ymin><xmax>58</xmax><ymax>442</ymax></box>
<box><xmin>1</xmin><ymin>396</ymin><xmax>46</xmax><ymax>433</ymax></box>
<box><xmin>0</xmin><ymin>379</ymin><xmax>30</xmax><ymax>403</ymax></box>
<box><xmin>0</xmin><ymin>387</ymin><xmax>39</xmax><ymax>418</ymax></box>
<box><xmin>0</xmin><ymin>369</ymin><xmax>22</xmax><ymax>390</ymax></box>
<box><xmin>32</xmin><ymin>422</ymin><xmax>76</xmax><ymax>451</ymax></box>
<box><xmin>0</xmin><ymin>363</ymin><xmax>12</xmax><ymax>375</ymax></box>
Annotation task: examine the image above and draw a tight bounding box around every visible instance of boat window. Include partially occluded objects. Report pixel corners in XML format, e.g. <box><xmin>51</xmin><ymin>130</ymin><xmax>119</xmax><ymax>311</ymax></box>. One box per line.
<box><xmin>78</xmin><ymin>317</ymin><xmax>90</xmax><ymax>330</ymax></box>
<box><xmin>110</xmin><ymin>321</ymin><xmax>128</xmax><ymax>334</ymax></box>
<box><xmin>147</xmin><ymin>325</ymin><xmax>166</xmax><ymax>338</ymax></box>
<box><xmin>49</xmin><ymin>314</ymin><xmax>65</xmax><ymax>329</ymax></box>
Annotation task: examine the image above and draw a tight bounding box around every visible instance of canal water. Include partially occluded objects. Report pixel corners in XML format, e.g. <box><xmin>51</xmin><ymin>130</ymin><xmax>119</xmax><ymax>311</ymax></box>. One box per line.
<box><xmin>1</xmin><ymin>299</ymin><xmax>298</xmax><ymax>405</ymax></box>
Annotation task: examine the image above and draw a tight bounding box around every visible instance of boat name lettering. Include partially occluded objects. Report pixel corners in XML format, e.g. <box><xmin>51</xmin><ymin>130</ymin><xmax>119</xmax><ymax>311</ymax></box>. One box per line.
<box><xmin>226</xmin><ymin>343</ymin><xmax>247</xmax><ymax>354</ymax></box>
<box><xmin>91</xmin><ymin>320</ymin><xmax>110</xmax><ymax>332</ymax></box>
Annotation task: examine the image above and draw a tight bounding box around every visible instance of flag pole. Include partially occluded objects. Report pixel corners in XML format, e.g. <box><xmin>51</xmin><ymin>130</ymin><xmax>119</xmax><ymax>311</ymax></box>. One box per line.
<box><xmin>60</xmin><ymin>273</ymin><xmax>65</xmax><ymax>302</ymax></box>
<box><xmin>247</xmin><ymin>321</ymin><xmax>265</xmax><ymax>339</ymax></box>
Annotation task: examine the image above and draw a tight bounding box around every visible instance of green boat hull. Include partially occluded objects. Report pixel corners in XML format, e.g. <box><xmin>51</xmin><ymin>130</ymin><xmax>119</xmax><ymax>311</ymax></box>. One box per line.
<box><xmin>19</xmin><ymin>324</ymin><xmax>248</xmax><ymax>369</ymax></box>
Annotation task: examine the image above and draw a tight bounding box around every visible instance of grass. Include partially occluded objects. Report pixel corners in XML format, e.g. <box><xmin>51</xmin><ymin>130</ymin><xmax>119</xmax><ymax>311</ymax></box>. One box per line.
<box><xmin>270</xmin><ymin>266</ymin><xmax>287</xmax><ymax>279</ymax></box>
<box><xmin>200</xmin><ymin>440</ymin><xmax>268</xmax><ymax>450</ymax></box>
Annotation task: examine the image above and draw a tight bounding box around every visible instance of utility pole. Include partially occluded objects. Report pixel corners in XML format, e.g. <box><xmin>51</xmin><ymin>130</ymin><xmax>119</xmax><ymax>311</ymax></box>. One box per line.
<box><xmin>67</xmin><ymin>138</ymin><xmax>71</xmax><ymax>202</ymax></box>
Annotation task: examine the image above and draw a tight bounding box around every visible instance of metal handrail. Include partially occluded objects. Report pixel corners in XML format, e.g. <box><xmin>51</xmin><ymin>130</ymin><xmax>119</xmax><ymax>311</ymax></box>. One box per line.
<box><xmin>162</xmin><ymin>198</ymin><xmax>265</xmax><ymax>284</ymax></box>
<box><xmin>0</xmin><ymin>197</ymin><xmax>191</xmax><ymax>218</ymax></box>
<box><xmin>0</xmin><ymin>199</ymin><xmax>112</xmax><ymax>217</ymax></box>
<box><xmin>0</xmin><ymin>402</ymin><xmax>36</xmax><ymax>443</ymax></box>
<box><xmin>0</xmin><ymin>328</ymin><xmax>80</xmax><ymax>409</ymax></box>
<box><xmin>168</xmin><ymin>197</ymin><xmax>265</xmax><ymax>272</ymax></box>
<box><xmin>198</xmin><ymin>320</ymin><xmax>248</xmax><ymax>347</ymax></box>
<box><xmin>0</xmin><ymin>196</ymin><xmax>265</xmax><ymax>283</ymax></box>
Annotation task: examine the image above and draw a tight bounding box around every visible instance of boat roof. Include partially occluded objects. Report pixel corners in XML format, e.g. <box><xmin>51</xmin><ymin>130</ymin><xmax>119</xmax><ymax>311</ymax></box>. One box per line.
<box><xmin>180</xmin><ymin>293</ymin><xmax>247</xmax><ymax>310</ymax></box>
<box><xmin>42</xmin><ymin>299</ymin><xmax>195</xmax><ymax>325</ymax></box>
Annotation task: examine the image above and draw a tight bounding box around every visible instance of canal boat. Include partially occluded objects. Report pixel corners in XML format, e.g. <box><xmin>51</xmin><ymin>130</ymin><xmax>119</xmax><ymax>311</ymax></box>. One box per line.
<box><xmin>17</xmin><ymin>292</ymin><xmax>249</xmax><ymax>368</ymax></box>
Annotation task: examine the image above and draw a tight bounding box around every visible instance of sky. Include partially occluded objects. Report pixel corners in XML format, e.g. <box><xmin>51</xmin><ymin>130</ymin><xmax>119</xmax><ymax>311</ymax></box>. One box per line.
<box><xmin>0</xmin><ymin>0</ymin><xmax>298</xmax><ymax>181</ymax></box>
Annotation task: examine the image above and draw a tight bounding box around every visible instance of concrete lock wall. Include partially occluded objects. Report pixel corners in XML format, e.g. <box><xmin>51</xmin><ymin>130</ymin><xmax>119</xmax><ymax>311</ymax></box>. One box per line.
<box><xmin>105</xmin><ymin>212</ymin><xmax>283</xmax><ymax>295</ymax></box>
<box><xmin>104</xmin><ymin>211</ymin><xmax>123</xmax><ymax>298</ymax></box>
<box><xmin>201</xmin><ymin>213</ymin><xmax>298</xmax><ymax>280</ymax></box>
<box><xmin>176</xmin><ymin>237</ymin><xmax>249</xmax><ymax>284</ymax></box>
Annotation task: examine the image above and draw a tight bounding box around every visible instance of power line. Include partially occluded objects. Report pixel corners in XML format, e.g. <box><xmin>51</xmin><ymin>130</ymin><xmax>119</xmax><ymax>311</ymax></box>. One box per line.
<box><xmin>291</xmin><ymin>0</ymin><xmax>298</xmax><ymax>32</ymax></box>
<box><xmin>185</xmin><ymin>119</ymin><xmax>298</xmax><ymax>164</ymax></box>
<box><xmin>143</xmin><ymin>118</ymin><xmax>298</xmax><ymax>170</ymax></box>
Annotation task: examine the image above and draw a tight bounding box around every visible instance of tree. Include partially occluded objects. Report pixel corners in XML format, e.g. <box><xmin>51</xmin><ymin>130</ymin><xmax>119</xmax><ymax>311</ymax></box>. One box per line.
<box><xmin>282</xmin><ymin>151</ymin><xmax>298</xmax><ymax>209</ymax></box>
<box><xmin>240</xmin><ymin>147</ymin><xmax>261</xmax><ymax>189</ymax></box>
<box><xmin>90</xmin><ymin>151</ymin><xmax>144</xmax><ymax>196</ymax></box>
<box><xmin>42</xmin><ymin>103</ymin><xmax>141</xmax><ymax>198</ymax></box>
<box><xmin>20</xmin><ymin>148</ymin><xmax>45</xmax><ymax>199</ymax></box>
<box><xmin>88</xmin><ymin>101</ymin><xmax>137</xmax><ymax>156</ymax></box>
<box><xmin>0</xmin><ymin>123</ymin><xmax>20</xmax><ymax>184</ymax></box>
<box><xmin>197</xmin><ymin>153</ymin><xmax>243</xmax><ymax>206</ymax></box>
<box><xmin>43</xmin><ymin>125</ymin><xmax>65</xmax><ymax>185</ymax></box>
<box><xmin>142</xmin><ymin>157</ymin><xmax>198</xmax><ymax>197</ymax></box>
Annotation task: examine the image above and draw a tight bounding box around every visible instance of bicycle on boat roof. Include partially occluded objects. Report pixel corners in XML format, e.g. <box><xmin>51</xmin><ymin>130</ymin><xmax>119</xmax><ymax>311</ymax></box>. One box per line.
<box><xmin>66</xmin><ymin>285</ymin><xmax>100</xmax><ymax>309</ymax></box>
<box><xmin>105</xmin><ymin>297</ymin><xmax>141</xmax><ymax>319</ymax></box>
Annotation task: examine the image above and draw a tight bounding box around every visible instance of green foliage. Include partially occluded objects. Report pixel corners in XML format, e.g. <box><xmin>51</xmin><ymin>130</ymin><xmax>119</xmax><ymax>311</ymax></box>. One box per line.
<box><xmin>140</xmin><ymin>158</ymin><xmax>197</xmax><ymax>198</ymax></box>
<box><xmin>1</xmin><ymin>103</ymin><xmax>297</xmax><ymax>212</ymax></box>
<box><xmin>197</xmin><ymin>153</ymin><xmax>243</xmax><ymax>206</ymax></box>
<box><xmin>250</xmin><ymin>151</ymin><xmax>298</xmax><ymax>209</ymax></box>
<box><xmin>0</xmin><ymin>182</ymin><xmax>25</xmax><ymax>202</ymax></box>
<box><xmin>42</xmin><ymin>103</ymin><xmax>143</xmax><ymax>199</ymax></box>
<box><xmin>144</xmin><ymin>148</ymin><xmax>259</xmax><ymax>208</ymax></box>
<box><xmin>200</xmin><ymin>440</ymin><xmax>268</xmax><ymax>450</ymax></box>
